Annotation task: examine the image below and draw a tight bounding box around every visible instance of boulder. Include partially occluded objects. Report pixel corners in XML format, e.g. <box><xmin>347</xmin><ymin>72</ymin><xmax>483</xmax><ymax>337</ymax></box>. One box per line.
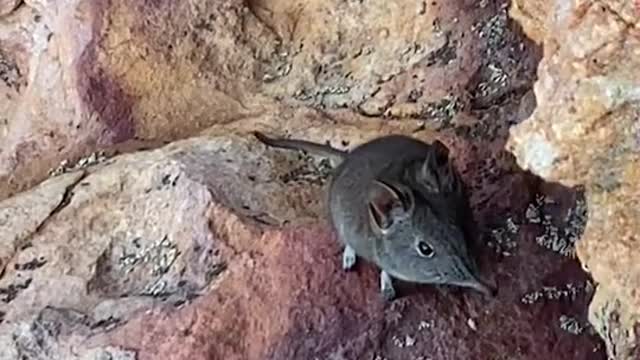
<box><xmin>0</xmin><ymin>109</ymin><xmax>605</xmax><ymax>359</ymax></box>
<box><xmin>0</xmin><ymin>0</ymin><xmax>611</xmax><ymax>358</ymax></box>
<box><xmin>508</xmin><ymin>1</ymin><xmax>640</xmax><ymax>358</ymax></box>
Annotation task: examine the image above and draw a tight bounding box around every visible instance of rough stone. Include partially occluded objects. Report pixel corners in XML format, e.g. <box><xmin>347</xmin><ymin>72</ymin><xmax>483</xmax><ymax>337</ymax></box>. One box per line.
<box><xmin>0</xmin><ymin>0</ymin><xmax>20</xmax><ymax>17</ymax></box>
<box><xmin>0</xmin><ymin>171</ymin><xmax>85</xmax><ymax>272</ymax></box>
<box><xmin>509</xmin><ymin>0</ymin><xmax>552</xmax><ymax>44</ymax></box>
<box><xmin>0</xmin><ymin>0</ymin><xmax>611</xmax><ymax>358</ymax></box>
<box><xmin>0</xmin><ymin>0</ymin><xmax>277</xmax><ymax>200</ymax></box>
<box><xmin>1</xmin><ymin>0</ymin><xmax>531</xmax><ymax>201</ymax></box>
<box><xmin>0</xmin><ymin>109</ymin><xmax>606</xmax><ymax>358</ymax></box>
<box><xmin>508</xmin><ymin>1</ymin><xmax>640</xmax><ymax>358</ymax></box>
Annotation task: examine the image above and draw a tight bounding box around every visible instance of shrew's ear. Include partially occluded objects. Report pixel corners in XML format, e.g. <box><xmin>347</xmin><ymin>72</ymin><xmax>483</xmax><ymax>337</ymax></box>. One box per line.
<box><xmin>417</xmin><ymin>140</ymin><xmax>457</xmax><ymax>193</ymax></box>
<box><xmin>432</xmin><ymin>140</ymin><xmax>450</xmax><ymax>165</ymax></box>
<box><xmin>368</xmin><ymin>180</ymin><xmax>413</xmax><ymax>233</ymax></box>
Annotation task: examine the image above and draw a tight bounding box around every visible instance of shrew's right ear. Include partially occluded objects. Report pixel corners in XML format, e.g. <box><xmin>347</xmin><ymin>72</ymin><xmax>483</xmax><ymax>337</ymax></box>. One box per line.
<box><xmin>417</xmin><ymin>140</ymin><xmax>458</xmax><ymax>194</ymax></box>
<box><xmin>367</xmin><ymin>180</ymin><xmax>413</xmax><ymax>233</ymax></box>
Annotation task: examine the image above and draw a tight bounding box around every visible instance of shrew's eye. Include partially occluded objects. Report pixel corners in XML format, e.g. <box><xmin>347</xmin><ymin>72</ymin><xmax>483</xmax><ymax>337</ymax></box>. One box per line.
<box><xmin>417</xmin><ymin>241</ymin><xmax>435</xmax><ymax>258</ymax></box>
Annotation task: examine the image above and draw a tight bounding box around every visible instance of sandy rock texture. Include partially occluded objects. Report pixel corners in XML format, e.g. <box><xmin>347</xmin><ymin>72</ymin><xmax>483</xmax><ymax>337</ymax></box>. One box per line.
<box><xmin>508</xmin><ymin>1</ymin><xmax>640</xmax><ymax>359</ymax></box>
<box><xmin>2</xmin><ymin>0</ymin><xmax>523</xmax><ymax>201</ymax></box>
<box><xmin>0</xmin><ymin>0</ymin><xmax>612</xmax><ymax>359</ymax></box>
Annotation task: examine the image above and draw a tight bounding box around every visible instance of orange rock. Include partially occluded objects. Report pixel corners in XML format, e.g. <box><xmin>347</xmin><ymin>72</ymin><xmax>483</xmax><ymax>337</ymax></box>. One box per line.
<box><xmin>509</xmin><ymin>1</ymin><xmax>640</xmax><ymax>358</ymax></box>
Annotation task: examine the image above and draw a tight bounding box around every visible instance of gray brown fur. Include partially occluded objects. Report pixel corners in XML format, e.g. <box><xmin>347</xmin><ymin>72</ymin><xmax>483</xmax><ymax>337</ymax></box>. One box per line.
<box><xmin>253</xmin><ymin>130</ymin><xmax>495</xmax><ymax>300</ymax></box>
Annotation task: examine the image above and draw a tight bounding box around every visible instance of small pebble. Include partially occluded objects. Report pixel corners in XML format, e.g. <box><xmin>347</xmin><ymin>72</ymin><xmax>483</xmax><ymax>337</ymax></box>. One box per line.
<box><xmin>467</xmin><ymin>318</ymin><xmax>477</xmax><ymax>331</ymax></box>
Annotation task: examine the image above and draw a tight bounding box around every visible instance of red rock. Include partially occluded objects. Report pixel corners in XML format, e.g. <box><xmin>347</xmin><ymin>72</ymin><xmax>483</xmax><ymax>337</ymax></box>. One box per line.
<box><xmin>0</xmin><ymin>0</ymin><xmax>609</xmax><ymax>358</ymax></box>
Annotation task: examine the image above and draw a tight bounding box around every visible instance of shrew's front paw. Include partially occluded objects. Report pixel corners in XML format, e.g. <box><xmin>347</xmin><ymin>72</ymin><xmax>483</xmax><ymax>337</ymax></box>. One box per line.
<box><xmin>380</xmin><ymin>271</ymin><xmax>396</xmax><ymax>301</ymax></box>
<box><xmin>342</xmin><ymin>245</ymin><xmax>357</xmax><ymax>271</ymax></box>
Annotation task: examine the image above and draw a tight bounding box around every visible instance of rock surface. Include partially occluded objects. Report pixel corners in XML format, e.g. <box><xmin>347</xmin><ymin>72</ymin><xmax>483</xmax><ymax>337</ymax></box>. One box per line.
<box><xmin>508</xmin><ymin>0</ymin><xmax>640</xmax><ymax>359</ymax></box>
<box><xmin>0</xmin><ymin>118</ymin><xmax>605</xmax><ymax>359</ymax></box>
<box><xmin>1</xmin><ymin>0</ymin><xmax>527</xmax><ymax>201</ymax></box>
<box><xmin>0</xmin><ymin>0</ymin><xmax>19</xmax><ymax>17</ymax></box>
<box><xmin>0</xmin><ymin>0</ymin><xmax>613</xmax><ymax>359</ymax></box>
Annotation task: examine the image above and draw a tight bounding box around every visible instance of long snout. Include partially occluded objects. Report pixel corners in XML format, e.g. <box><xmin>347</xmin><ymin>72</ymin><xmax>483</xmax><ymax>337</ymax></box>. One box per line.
<box><xmin>456</xmin><ymin>275</ymin><xmax>497</xmax><ymax>296</ymax></box>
